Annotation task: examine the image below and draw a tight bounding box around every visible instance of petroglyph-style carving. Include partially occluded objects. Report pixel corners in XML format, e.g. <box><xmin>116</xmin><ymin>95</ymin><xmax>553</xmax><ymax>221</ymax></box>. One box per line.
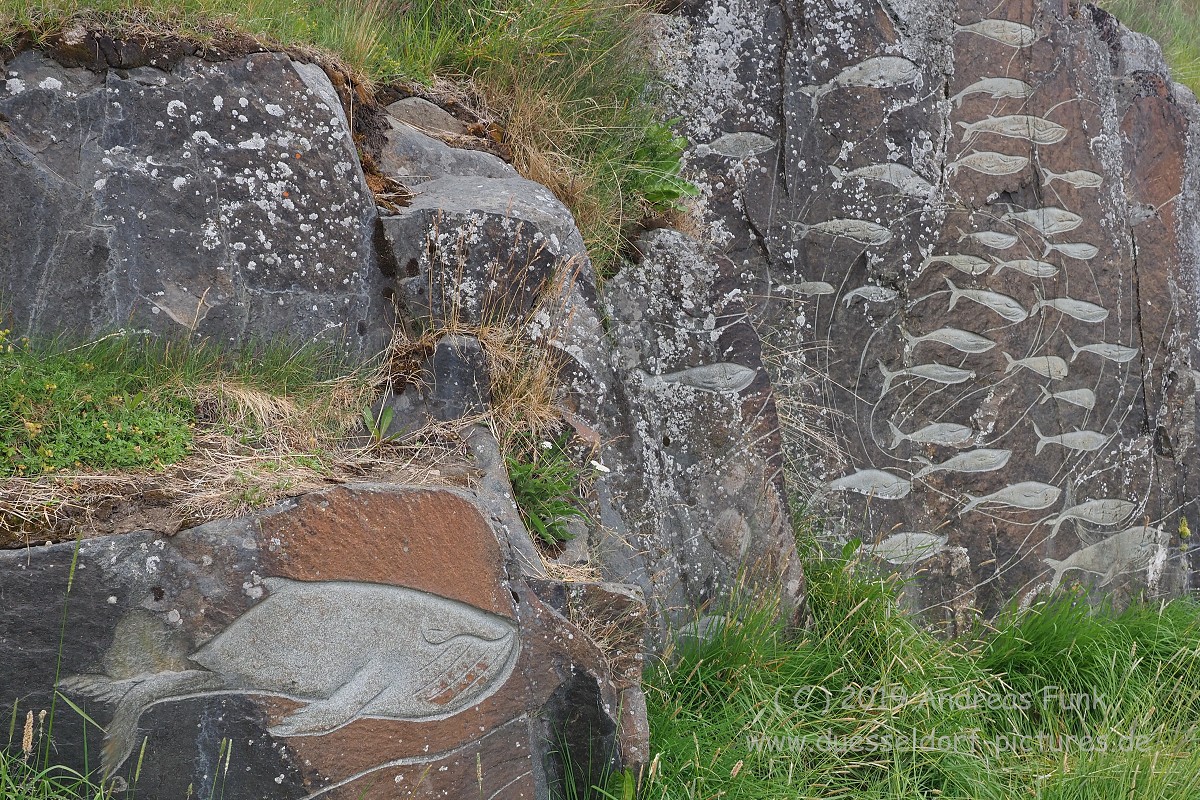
<box><xmin>878</xmin><ymin>359</ymin><xmax>977</xmax><ymax>397</ymax></box>
<box><xmin>61</xmin><ymin>579</ymin><xmax>520</xmax><ymax>777</ymax></box>
<box><xmin>647</xmin><ymin>363</ymin><xmax>758</xmax><ymax>393</ymax></box>
<box><xmin>1038</xmin><ymin>386</ymin><xmax>1097</xmax><ymax>410</ymax></box>
<box><xmin>1042</xmin><ymin>241</ymin><xmax>1099</xmax><ymax>260</ymax></box>
<box><xmin>914</xmin><ymin>448</ymin><xmax>1012</xmax><ymax>480</ymax></box>
<box><xmin>1044</xmin><ymin>498</ymin><xmax>1137</xmax><ymax>535</ymax></box>
<box><xmin>798</xmin><ymin>56</ymin><xmax>921</xmax><ymax>112</ymax></box>
<box><xmin>828</xmin><ymin>469</ymin><xmax>912</xmax><ymax>499</ymax></box>
<box><xmin>950</xmin><ymin>76</ymin><xmax>1035</xmax><ymax>107</ymax></box>
<box><xmin>843</xmin><ymin>285</ymin><xmax>899</xmax><ymax>306</ymax></box>
<box><xmin>1002</xmin><ymin>353</ymin><xmax>1069</xmax><ymax>380</ymax></box>
<box><xmin>707</xmin><ymin>131</ymin><xmax>776</xmax><ymax>158</ymax></box>
<box><xmin>957</xmin><ymin>114</ymin><xmax>1068</xmax><ymax>145</ymax></box>
<box><xmin>792</xmin><ymin>218</ymin><xmax>893</xmax><ymax>245</ymax></box>
<box><xmin>945</xmin><ymin>277</ymin><xmax>1029</xmax><ymax>321</ymax></box>
<box><xmin>947</xmin><ymin>151</ymin><xmax>1030</xmax><ymax>177</ymax></box>
<box><xmin>888</xmin><ymin>421</ymin><xmax>975</xmax><ymax>449</ymax></box>
<box><xmin>958</xmin><ymin>230</ymin><xmax>1019</xmax><ymax>250</ymax></box>
<box><xmin>990</xmin><ymin>257</ymin><xmax>1059</xmax><ymax>278</ymax></box>
<box><xmin>1032</xmin><ymin>422</ymin><xmax>1109</xmax><ymax>455</ymax></box>
<box><xmin>902</xmin><ymin>326</ymin><xmax>997</xmax><ymax>355</ymax></box>
<box><xmin>1032</xmin><ymin>289</ymin><xmax>1109</xmax><ymax>323</ymax></box>
<box><xmin>829</xmin><ymin>163</ymin><xmax>935</xmax><ymax>197</ymax></box>
<box><xmin>1002</xmin><ymin>207</ymin><xmax>1083</xmax><ymax>235</ymax></box>
<box><xmin>777</xmin><ymin>281</ymin><xmax>836</xmax><ymax>295</ymax></box>
<box><xmin>1043</xmin><ymin>526</ymin><xmax>1168</xmax><ymax>590</ymax></box>
<box><xmin>961</xmin><ymin>481</ymin><xmax>1061</xmax><ymax>514</ymax></box>
<box><xmin>862</xmin><ymin>532</ymin><xmax>948</xmax><ymax>565</ymax></box>
<box><xmin>1041</xmin><ymin>167</ymin><xmax>1103</xmax><ymax>189</ymax></box>
<box><xmin>919</xmin><ymin>254</ymin><xmax>991</xmax><ymax>275</ymax></box>
<box><xmin>955</xmin><ymin>19</ymin><xmax>1040</xmax><ymax>48</ymax></box>
<box><xmin>1065</xmin><ymin>336</ymin><xmax>1139</xmax><ymax>363</ymax></box>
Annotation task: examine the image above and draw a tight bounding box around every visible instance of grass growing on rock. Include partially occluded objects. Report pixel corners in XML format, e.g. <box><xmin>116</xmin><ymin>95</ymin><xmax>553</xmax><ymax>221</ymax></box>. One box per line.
<box><xmin>1100</xmin><ymin>0</ymin><xmax>1200</xmax><ymax>95</ymax></box>
<box><xmin>0</xmin><ymin>0</ymin><xmax>691</xmax><ymax>271</ymax></box>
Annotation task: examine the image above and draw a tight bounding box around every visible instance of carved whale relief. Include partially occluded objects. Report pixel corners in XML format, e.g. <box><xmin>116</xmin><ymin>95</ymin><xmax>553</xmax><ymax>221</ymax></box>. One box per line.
<box><xmin>61</xmin><ymin>579</ymin><xmax>520</xmax><ymax>777</ymax></box>
<box><xmin>945</xmin><ymin>277</ymin><xmax>1029</xmax><ymax>322</ymax></box>
<box><xmin>918</xmin><ymin>254</ymin><xmax>992</xmax><ymax>276</ymax></box>
<box><xmin>1040</xmin><ymin>167</ymin><xmax>1103</xmax><ymax>189</ymax></box>
<box><xmin>958</xmin><ymin>230</ymin><xmax>1019</xmax><ymax>250</ymax></box>
<box><xmin>961</xmin><ymin>481</ymin><xmax>1062</xmax><ymax>514</ymax></box>
<box><xmin>887</xmin><ymin>421</ymin><xmax>975</xmax><ymax>448</ymax></box>
<box><xmin>957</xmin><ymin>114</ymin><xmax>1067</xmax><ymax>145</ymax></box>
<box><xmin>1002</xmin><ymin>353</ymin><xmax>1069</xmax><ymax>380</ymax></box>
<box><xmin>949</xmin><ymin>76</ymin><xmax>1035</xmax><ymax>106</ymax></box>
<box><xmin>798</xmin><ymin>56</ymin><xmax>922</xmax><ymax>112</ymax></box>
<box><xmin>1043</xmin><ymin>498</ymin><xmax>1137</xmax><ymax>535</ymax></box>
<box><xmin>1065</xmin><ymin>335</ymin><xmax>1139</xmax><ymax>363</ymax></box>
<box><xmin>1044</xmin><ymin>526</ymin><xmax>1169</xmax><ymax>590</ymax></box>
<box><xmin>955</xmin><ymin>19</ymin><xmax>1040</xmax><ymax>48</ymax></box>
<box><xmin>990</xmin><ymin>257</ymin><xmax>1059</xmax><ymax>278</ymax></box>
<box><xmin>1032</xmin><ymin>288</ymin><xmax>1109</xmax><ymax>323</ymax></box>
<box><xmin>827</xmin><ymin>469</ymin><xmax>913</xmax><ymax>499</ymax></box>
<box><xmin>829</xmin><ymin>163</ymin><xmax>935</xmax><ymax>197</ymax></box>
<box><xmin>1032</xmin><ymin>422</ymin><xmax>1109</xmax><ymax>455</ymax></box>
<box><xmin>863</xmin><ymin>532</ymin><xmax>948</xmax><ymax>564</ymax></box>
<box><xmin>914</xmin><ymin>448</ymin><xmax>1012</xmax><ymax>479</ymax></box>
<box><xmin>901</xmin><ymin>326</ymin><xmax>996</xmax><ymax>355</ymax></box>
<box><xmin>1037</xmin><ymin>386</ymin><xmax>1097</xmax><ymax>410</ymax></box>
<box><xmin>793</xmin><ymin>218</ymin><xmax>894</xmax><ymax>245</ymax></box>
<box><xmin>843</xmin><ymin>285</ymin><xmax>899</xmax><ymax>306</ymax></box>
<box><xmin>947</xmin><ymin>151</ymin><xmax>1030</xmax><ymax>177</ymax></box>
<box><xmin>1002</xmin><ymin>207</ymin><xmax>1083</xmax><ymax>236</ymax></box>
<box><xmin>877</xmin><ymin>359</ymin><xmax>976</xmax><ymax>397</ymax></box>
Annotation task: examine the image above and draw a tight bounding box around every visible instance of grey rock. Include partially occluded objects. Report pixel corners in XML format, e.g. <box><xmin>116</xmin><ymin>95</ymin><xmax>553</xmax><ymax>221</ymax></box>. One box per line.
<box><xmin>380</xmin><ymin>118</ymin><xmax>516</xmax><ymax>185</ymax></box>
<box><xmin>429</xmin><ymin>334</ymin><xmax>492</xmax><ymax>420</ymax></box>
<box><xmin>386</xmin><ymin>96</ymin><xmax>471</xmax><ymax>136</ymax></box>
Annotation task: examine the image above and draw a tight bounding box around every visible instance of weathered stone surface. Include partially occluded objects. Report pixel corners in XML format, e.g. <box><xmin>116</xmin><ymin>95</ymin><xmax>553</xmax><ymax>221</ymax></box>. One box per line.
<box><xmin>386</xmin><ymin>97</ymin><xmax>471</xmax><ymax>136</ymax></box>
<box><xmin>380</xmin><ymin>118</ymin><xmax>516</xmax><ymax>185</ymax></box>
<box><xmin>658</xmin><ymin>0</ymin><xmax>1200</xmax><ymax>623</ymax></box>
<box><xmin>0</xmin><ymin>50</ymin><xmax>387</xmax><ymax>358</ymax></box>
<box><xmin>0</xmin><ymin>485</ymin><xmax>644</xmax><ymax>798</ymax></box>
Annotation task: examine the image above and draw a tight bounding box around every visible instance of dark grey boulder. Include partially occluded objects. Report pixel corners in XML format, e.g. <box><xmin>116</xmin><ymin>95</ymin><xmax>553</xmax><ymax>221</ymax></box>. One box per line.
<box><xmin>380</xmin><ymin>118</ymin><xmax>516</xmax><ymax>185</ymax></box>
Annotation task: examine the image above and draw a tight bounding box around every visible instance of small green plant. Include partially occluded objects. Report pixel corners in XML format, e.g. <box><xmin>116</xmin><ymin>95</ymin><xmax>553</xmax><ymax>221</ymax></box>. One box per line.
<box><xmin>624</xmin><ymin>121</ymin><xmax>698</xmax><ymax>213</ymax></box>
<box><xmin>505</xmin><ymin>433</ymin><xmax>587</xmax><ymax>546</ymax></box>
<box><xmin>360</xmin><ymin>403</ymin><xmax>403</xmax><ymax>447</ymax></box>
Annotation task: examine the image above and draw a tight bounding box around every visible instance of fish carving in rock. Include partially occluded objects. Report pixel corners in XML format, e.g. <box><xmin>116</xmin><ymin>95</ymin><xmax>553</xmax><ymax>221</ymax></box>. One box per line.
<box><xmin>792</xmin><ymin>218</ymin><xmax>893</xmax><ymax>245</ymax></box>
<box><xmin>901</xmin><ymin>326</ymin><xmax>996</xmax><ymax>355</ymax></box>
<box><xmin>777</xmin><ymin>281</ymin><xmax>836</xmax><ymax>296</ymax></box>
<box><xmin>656</xmin><ymin>363</ymin><xmax>758</xmax><ymax>393</ymax></box>
<box><xmin>947</xmin><ymin>151</ymin><xmax>1030</xmax><ymax>177</ymax></box>
<box><xmin>877</xmin><ymin>359</ymin><xmax>976</xmax><ymax>397</ymax></box>
<box><xmin>887</xmin><ymin>421</ymin><xmax>974</xmax><ymax>449</ymax></box>
<box><xmin>949</xmin><ymin>76</ymin><xmax>1035</xmax><ymax>106</ymax></box>
<box><xmin>961</xmin><ymin>481</ymin><xmax>1061</xmax><ymax>514</ymax></box>
<box><xmin>843</xmin><ymin>285</ymin><xmax>899</xmax><ymax>307</ymax></box>
<box><xmin>1043</xmin><ymin>525</ymin><xmax>1169</xmax><ymax>591</ymax></box>
<box><xmin>1032</xmin><ymin>288</ymin><xmax>1109</xmax><ymax>323</ymax></box>
<box><xmin>827</xmin><ymin>469</ymin><xmax>912</xmax><ymax>500</ymax></box>
<box><xmin>60</xmin><ymin>579</ymin><xmax>521</xmax><ymax>777</ymax></box>
<box><xmin>1032</xmin><ymin>422</ymin><xmax>1108</xmax><ymax>455</ymax></box>
<box><xmin>1042</xmin><ymin>241</ymin><xmax>1099</xmax><ymax>260</ymax></box>
<box><xmin>829</xmin><ymin>163</ymin><xmax>935</xmax><ymax>197</ymax></box>
<box><xmin>1040</xmin><ymin>168</ymin><xmax>1103</xmax><ymax>189</ymax></box>
<box><xmin>1037</xmin><ymin>386</ymin><xmax>1097</xmax><ymax>410</ymax></box>
<box><xmin>1043</xmin><ymin>498</ymin><xmax>1137</xmax><ymax>536</ymax></box>
<box><xmin>955</xmin><ymin>19</ymin><xmax>1040</xmax><ymax>48</ymax></box>
<box><xmin>798</xmin><ymin>56</ymin><xmax>921</xmax><ymax>112</ymax></box>
<box><xmin>1002</xmin><ymin>353</ymin><xmax>1069</xmax><ymax>380</ymax></box>
<box><xmin>913</xmin><ymin>448</ymin><xmax>1012</xmax><ymax>480</ymax></box>
<box><xmin>945</xmin><ymin>277</ymin><xmax>1029</xmax><ymax>322</ymax></box>
<box><xmin>958</xmin><ymin>230</ymin><xmax>1019</xmax><ymax>250</ymax></box>
<box><xmin>1064</xmin><ymin>335</ymin><xmax>1139</xmax><ymax>364</ymax></box>
<box><xmin>918</xmin><ymin>254</ymin><xmax>992</xmax><ymax>276</ymax></box>
<box><xmin>990</xmin><ymin>257</ymin><xmax>1059</xmax><ymax>278</ymax></box>
<box><xmin>1002</xmin><ymin>207</ymin><xmax>1083</xmax><ymax>236</ymax></box>
<box><xmin>862</xmin><ymin>532</ymin><xmax>948</xmax><ymax>565</ymax></box>
<box><xmin>957</xmin><ymin>114</ymin><xmax>1067</xmax><ymax>145</ymax></box>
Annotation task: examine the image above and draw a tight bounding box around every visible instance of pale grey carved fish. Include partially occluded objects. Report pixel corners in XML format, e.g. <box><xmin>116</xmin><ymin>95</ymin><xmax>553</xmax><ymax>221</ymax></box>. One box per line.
<box><xmin>777</xmin><ymin>281</ymin><xmax>836</xmax><ymax>296</ymax></box>
<box><xmin>878</xmin><ymin>359</ymin><xmax>976</xmax><ymax>397</ymax></box>
<box><xmin>957</xmin><ymin>115</ymin><xmax>1067</xmax><ymax>145</ymax></box>
<box><xmin>798</xmin><ymin>56</ymin><xmax>921</xmax><ymax>111</ymax></box>
<box><xmin>1043</xmin><ymin>525</ymin><xmax>1168</xmax><ymax>590</ymax></box>
<box><xmin>1038</xmin><ymin>386</ymin><xmax>1097</xmax><ymax>410</ymax></box>
<box><xmin>1043</xmin><ymin>241</ymin><xmax>1099</xmax><ymax>260</ymax></box>
<box><xmin>657</xmin><ymin>363</ymin><xmax>758</xmax><ymax>393</ymax></box>
<box><xmin>958</xmin><ymin>230</ymin><xmax>1019</xmax><ymax>250</ymax></box>
<box><xmin>991</xmin><ymin>257</ymin><xmax>1058</xmax><ymax>278</ymax></box>
<box><xmin>955</xmin><ymin>19</ymin><xmax>1039</xmax><ymax>48</ymax></box>
<box><xmin>961</xmin><ymin>481</ymin><xmax>1061</xmax><ymax>514</ymax></box>
<box><xmin>828</xmin><ymin>469</ymin><xmax>912</xmax><ymax>499</ymax></box>
<box><xmin>793</xmin><ymin>218</ymin><xmax>893</xmax><ymax>245</ymax></box>
<box><xmin>1032</xmin><ymin>421</ymin><xmax>1109</xmax><ymax>455</ymax></box>
<box><xmin>945</xmin><ymin>277</ymin><xmax>1029</xmax><ymax>322</ymax></box>
<box><xmin>60</xmin><ymin>579</ymin><xmax>521</xmax><ymax>777</ymax></box>
<box><xmin>888</xmin><ymin>421</ymin><xmax>974</xmax><ymax>449</ymax></box>
<box><xmin>901</xmin><ymin>326</ymin><xmax>996</xmax><ymax>355</ymax></box>
<box><xmin>1002</xmin><ymin>353</ymin><xmax>1069</xmax><ymax>380</ymax></box>
<box><xmin>950</xmin><ymin>76</ymin><xmax>1035</xmax><ymax>106</ymax></box>
<box><xmin>843</xmin><ymin>285</ymin><xmax>899</xmax><ymax>306</ymax></box>
<box><xmin>1043</xmin><ymin>498</ymin><xmax>1136</xmax><ymax>535</ymax></box>
<box><xmin>1002</xmin><ymin>207</ymin><xmax>1083</xmax><ymax>236</ymax></box>
<box><xmin>707</xmin><ymin>131</ymin><xmax>776</xmax><ymax>158</ymax></box>
<box><xmin>829</xmin><ymin>163</ymin><xmax>934</xmax><ymax>197</ymax></box>
<box><xmin>1041</xmin><ymin>167</ymin><xmax>1103</xmax><ymax>189</ymax></box>
<box><xmin>863</xmin><ymin>532</ymin><xmax>948</xmax><ymax>565</ymax></box>
<box><xmin>947</xmin><ymin>151</ymin><xmax>1029</xmax><ymax>177</ymax></box>
<box><xmin>919</xmin><ymin>254</ymin><xmax>991</xmax><ymax>275</ymax></box>
<box><xmin>1032</xmin><ymin>288</ymin><xmax>1109</xmax><ymax>323</ymax></box>
<box><xmin>914</xmin><ymin>448</ymin><xmax>1011</xmax><ymax>479</ymax></box>
<box><xmin>1065</xmin><ymin>335</ymin><xmax>1139</xmax><ymax>364</ymax></box>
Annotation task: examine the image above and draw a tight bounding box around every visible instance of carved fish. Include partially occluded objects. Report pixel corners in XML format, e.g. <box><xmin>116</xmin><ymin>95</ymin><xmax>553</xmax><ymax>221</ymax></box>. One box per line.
<box><xmin>1065</xmin><ymin>335</ymin><xmax>1139</xmax><ymax>364</ymax></box>
<box><xmin>829</xmin><ymin>163</ymin><xmax>935</xmax><ymax>197</ymax></box>
<box><xmin>947</xmin><ymin>151</ymin><xmax>1030</xmax><ymax>177</ymax></box>
<box><xmin>863</xmin><ymin>532</ymin><xmax>948</xmax><ymax>565</ymax></box>
<box><xmin>843</xmin><ymin>285</ymin><xmax>899</xmax><ymax>306</ymax></box>
<box><xmin>914</xmin><ymin>448</ymin><xmax>1011</xmax><ymax>480</ymax></box>
<box><xmin>777</xmin><ymin>281</ymin><xmax>836</xmax><ymax>296</ymax></box>
<box><xmin>1003</xmin><ymin>353</ymin><xmax>1069</xmax><ymax>380</ymax></box>
<box><xmin>658</xmin><ymin>363</ymin><xmax>758</xmax><ymax>393</ymax></box>
<box><xmin>1043</xmin><ymin>241</ymin><xmax>1099</xmax><ymax>260</ymax></box>
<box><xmin>828</xmin><ymin>469</ymin><xmax>912</xmax><ymax>500</ymax></box>
<box><xmin>955</xmin><ymin>19</ymin><xmax>1039</xmax><ymax>48</ymax></box>
<box><xmin>707</xmin><ymin>131</ymin><xmax>776</xmax><ymax>158</ymax></box>
<box><xmin>957</xmin><ymin>115</ymin><xmax>1067</xmax><ymax>145</ymax></box>
<box><xmin>958</xmin><ymin>230</ymin><xmax>1019</xmax><ymax>250</ymax></box>
<box><xmin>1043</xmin><ymin>525</ymin><xmax>1168</xmax><ymax>590</ymax></box>
<box><xmin>798</xmin><ymin>56</ymin><xmax>922</xmax><ymax>110</ymax></box>
<box><xmin>990</xmin><ymin>257</ymin><xmax>1059</xmax><ymax>278</ymax></box>
<box><xmin>961</xmin><ymin>481</ymin><xmax>1062</xmax><ymax>514</ymax></box>
<box><xmin>1043</xmin><ymin>498</ymin><xmax>1137</xmax><ymax>535</ymax></box>
<box><xmin>888</xmin><ymin>421</ymin><xmax>974</xmax><ymax>449</ymax></box>
<box><xmin>1032</xmin><ymin>288</ymin><xmax>1109</xmax><ymax>323</ymax></box>
<box><xmin>1041</xmin><ymin>167</ymin><xmax>1103</xmax><ymax>189</ymax></box>
<box><xmin>793</xmin><ymin>218</ymin><xmax>893</xmax><ymax>245</ymax></box>
<box><xmin>1002</xmin><ymin>207</ymin><xmax>1083</xmax><ymax>236</ymax></box>
<box><xmin>878</xmin><ymin>359</ymin><xmax>976</xmax><ymax>397</ymax></box>
<box><xmin>919</xmin><ymin>254</ymin><xmax>992</xmax><ymax>276</ymax></box>
<box><xmin>1032</xmin><ymin>421</ymin><xmax>1109</xmax><ymax>455</ymax></box>
<box><xmin>901</xmin><ymin>326</ymin><xmax>996</xmax><ymax>355</ymax></box>
<box><xmin>945</xmin><ymin>277</ymin><xmax>1029</xmax><ymax>322</ymax></box>
<box><xmin>1037</xmin><ymin>386</ymin><xmax>1097</xmax><ymax>410</ymax></box>
<box><xmin>950</xmin><ymin>76</ymin><xmax>1035</xmax><ymax>106</ymax></box>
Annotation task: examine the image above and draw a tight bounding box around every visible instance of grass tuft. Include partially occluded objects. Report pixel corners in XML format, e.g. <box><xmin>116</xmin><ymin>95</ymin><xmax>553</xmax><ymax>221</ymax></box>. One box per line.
<box><xmin>1100</xmin><ymin>0</ymin><xmax>1200</xmax><ymax>97</ymax></box>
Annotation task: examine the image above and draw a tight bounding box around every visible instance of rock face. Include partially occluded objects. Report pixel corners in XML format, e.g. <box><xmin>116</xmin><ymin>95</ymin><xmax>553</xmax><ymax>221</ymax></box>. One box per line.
<box><xmin>658</xmin><ymin>0</ymin><xmax>1200</xmax><ymax>623</ymax></box>
<box><xmin>0</xmin><ymin>485</ymin><xmax>644</xmax><ymax>799</ymax></box>
<box><xmin>0</xmin><ymin>50</ymin><xmax>387</xmax><ymax>358</ymax></box>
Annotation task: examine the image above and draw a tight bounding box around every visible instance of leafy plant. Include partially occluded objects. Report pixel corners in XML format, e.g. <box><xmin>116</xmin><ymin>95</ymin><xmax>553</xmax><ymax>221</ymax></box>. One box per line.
<box><xmin>624</xmin><ymin>121</ymin><xmax>698</xmax><ymax>213</ymax></box>
<box><xmin>505</xmin><ymin>433</ymin><xmax>587</xmax><ymax>545</ymax></box>
<box><xmin>360</xmin><ymin>403</ymin><xmax>403</xmax><ymax>447</ymax></box>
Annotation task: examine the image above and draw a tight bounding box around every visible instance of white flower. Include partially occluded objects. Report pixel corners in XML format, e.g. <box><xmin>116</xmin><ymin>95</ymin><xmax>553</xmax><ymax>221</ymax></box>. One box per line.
<box><xmin>540</xmin><ymin>441</ymin><xmax>553</xmax><ymax>449</ymax></box>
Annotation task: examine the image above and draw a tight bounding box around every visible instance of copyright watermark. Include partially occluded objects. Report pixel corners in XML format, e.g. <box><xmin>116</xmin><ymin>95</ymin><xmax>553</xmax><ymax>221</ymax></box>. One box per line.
<box><xmin>778</xmin><ymin>684</ymin><xmax>1109</xmax><ymax>716</ymax></box>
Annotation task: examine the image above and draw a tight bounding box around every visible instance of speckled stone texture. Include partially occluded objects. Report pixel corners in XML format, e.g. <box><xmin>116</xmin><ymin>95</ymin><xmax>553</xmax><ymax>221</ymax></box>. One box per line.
<box><xmin>657</xmin><ymin>0</ymin><xmax>1200</xmax><ymax>625</ymax></box>
<box><xmin>0</xmin><ymin>50</ymin><xmax>388</xmax><ymax>359</ymax></box>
